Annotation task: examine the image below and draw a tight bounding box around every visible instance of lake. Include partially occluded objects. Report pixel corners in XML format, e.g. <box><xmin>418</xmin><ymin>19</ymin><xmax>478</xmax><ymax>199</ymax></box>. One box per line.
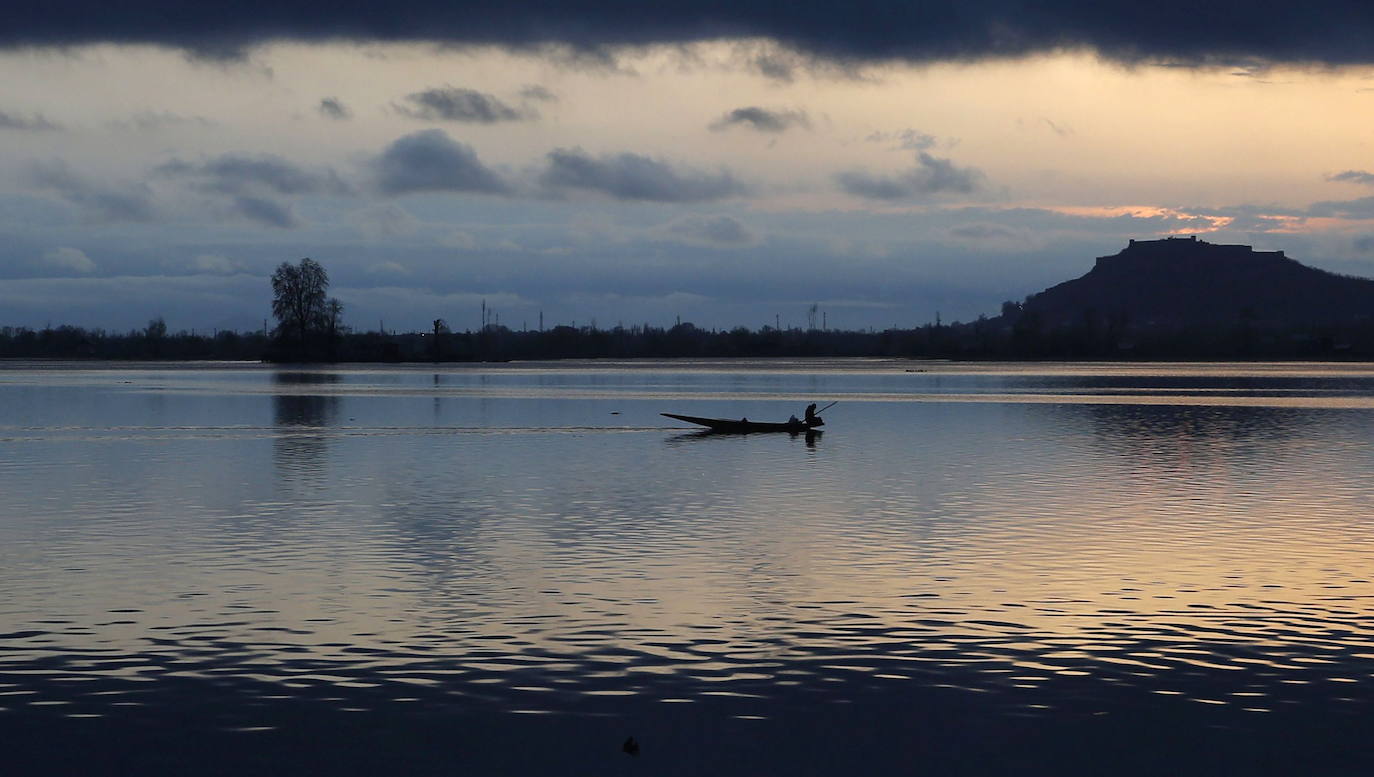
<box><xmin>4</xmin><ymin>359</ymin><xmax>1374</xmax><ymax>775</ymax></box>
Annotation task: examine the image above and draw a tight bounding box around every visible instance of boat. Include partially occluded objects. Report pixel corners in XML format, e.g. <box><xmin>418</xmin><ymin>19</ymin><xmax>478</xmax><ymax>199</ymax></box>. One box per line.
<box><xmin>660</xmin><ymin>413</ymin><xmax>824</xmax><ymax>434</ymax></box>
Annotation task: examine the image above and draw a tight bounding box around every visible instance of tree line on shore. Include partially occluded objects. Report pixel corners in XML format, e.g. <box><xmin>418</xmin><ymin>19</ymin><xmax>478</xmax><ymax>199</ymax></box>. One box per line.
<box><xmin>9</xmin><ymin>257</ymin><xmax>1374</xmax><ymax>361</ymax></box>
<box><xmin>9</xmin><ymin>312</ymin><xmax>1374</xmax><ymax>361</ymax></box>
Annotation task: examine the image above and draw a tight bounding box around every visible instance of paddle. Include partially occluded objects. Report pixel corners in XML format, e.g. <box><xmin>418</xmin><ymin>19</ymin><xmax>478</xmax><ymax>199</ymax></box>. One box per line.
<box><xmin>814</xmin><ymin>401</ymin><xmax>838</xmax><ymax>414</ymax></box>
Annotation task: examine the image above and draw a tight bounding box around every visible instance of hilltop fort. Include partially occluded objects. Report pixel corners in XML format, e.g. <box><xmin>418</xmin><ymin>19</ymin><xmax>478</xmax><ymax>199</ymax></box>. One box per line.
<box><xmin>985</xmin><ymin>236</ymin><xmax>1374</xmax><ymax>357</ymax></box>
<box><xmin>1017</xmin><ymin>236</ymin><xmax>1374</xmax><ymax>330</ymax></box>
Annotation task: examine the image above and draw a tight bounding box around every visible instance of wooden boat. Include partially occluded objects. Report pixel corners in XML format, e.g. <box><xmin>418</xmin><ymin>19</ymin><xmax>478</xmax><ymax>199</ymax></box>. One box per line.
<box><xmin>661</xmin><ymin>413</ymin><xmax>824</xmax><ymax>434</ymax></box>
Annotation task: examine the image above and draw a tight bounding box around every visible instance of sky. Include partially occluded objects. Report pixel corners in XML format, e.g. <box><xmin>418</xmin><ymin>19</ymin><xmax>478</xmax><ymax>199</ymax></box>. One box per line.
<box><xmin>7</xmin><ymin>2</ymin><xmax>1374</xmax><ymax>333</ymax></box>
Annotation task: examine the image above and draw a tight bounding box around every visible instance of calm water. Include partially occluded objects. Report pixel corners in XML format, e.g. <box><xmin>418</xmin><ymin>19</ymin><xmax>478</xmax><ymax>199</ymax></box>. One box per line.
<box><xmin>4</xmin><ymin>359</ymin><xmax>1374</xmax><ymax>775</ymax></box>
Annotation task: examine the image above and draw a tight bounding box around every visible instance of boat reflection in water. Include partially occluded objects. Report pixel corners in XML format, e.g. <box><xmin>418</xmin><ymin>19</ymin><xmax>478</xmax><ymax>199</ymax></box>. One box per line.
<box><xmin>667</xmin><ymin>426</ymin><xmax>823</xmax><ymax>448</ymax></box>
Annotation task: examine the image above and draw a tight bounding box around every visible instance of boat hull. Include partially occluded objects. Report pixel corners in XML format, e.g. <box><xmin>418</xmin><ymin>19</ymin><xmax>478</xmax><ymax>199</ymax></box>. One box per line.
<box><xmin>661</xmin><ymin>413</ymin><xmax>824</xmax><ymax>434</ymax></box>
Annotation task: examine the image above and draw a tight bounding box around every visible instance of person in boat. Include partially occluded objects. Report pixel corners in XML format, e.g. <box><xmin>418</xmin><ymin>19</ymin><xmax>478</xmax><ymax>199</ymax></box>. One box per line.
<box><xmin>804</xmin><ymin>403</ymin><xmax>820</xmax><ymax>426</ymax></box>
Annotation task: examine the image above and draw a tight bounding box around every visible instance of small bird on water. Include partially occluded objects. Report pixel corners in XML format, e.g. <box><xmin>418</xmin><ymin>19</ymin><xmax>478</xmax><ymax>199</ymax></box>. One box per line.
<box><xmin>622</xmin><ymin>736</ymin><xmax>640</xmax><ymax>756</ymax></box>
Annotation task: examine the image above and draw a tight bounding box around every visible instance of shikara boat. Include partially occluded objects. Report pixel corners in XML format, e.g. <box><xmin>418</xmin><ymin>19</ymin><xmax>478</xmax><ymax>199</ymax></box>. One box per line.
<box><xmin>660</xmin><ymin>413</ymin><xmax>824</xmax><ymax>434</ymax></box>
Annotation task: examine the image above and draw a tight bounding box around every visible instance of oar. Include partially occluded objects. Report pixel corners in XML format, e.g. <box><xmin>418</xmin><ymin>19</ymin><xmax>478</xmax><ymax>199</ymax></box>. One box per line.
<box><xmin>814</xmin><ymin>401</ymin><xmax>838</xmax><ymax>414</ymax></box>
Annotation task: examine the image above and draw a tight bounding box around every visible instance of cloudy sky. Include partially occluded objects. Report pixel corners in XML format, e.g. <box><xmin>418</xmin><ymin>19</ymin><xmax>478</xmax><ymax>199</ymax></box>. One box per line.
<box><xmin>7</xmin><ymin>2</ymin><xmax>1374</xmax><ymax>333</ymax></box>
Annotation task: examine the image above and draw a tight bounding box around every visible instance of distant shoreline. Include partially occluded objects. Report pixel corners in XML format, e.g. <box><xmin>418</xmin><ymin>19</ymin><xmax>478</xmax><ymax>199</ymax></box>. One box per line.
<box><xmin>8</xmin><ymin>354</ymin><xmax>1374</xmax><ymax>368</ymax></box>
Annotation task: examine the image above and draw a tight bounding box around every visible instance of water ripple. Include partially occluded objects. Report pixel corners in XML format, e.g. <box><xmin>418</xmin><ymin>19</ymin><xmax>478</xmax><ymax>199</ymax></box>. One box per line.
<box><xmin>6</xmin><ymin>363</ymin><xmax>1374</xmax><ymax>774</ymax></box>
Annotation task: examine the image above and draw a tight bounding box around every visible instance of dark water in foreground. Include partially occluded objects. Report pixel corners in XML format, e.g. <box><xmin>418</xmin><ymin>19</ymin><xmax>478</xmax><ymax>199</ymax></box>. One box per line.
<box><xmin>4</xmin><ymin>359</ymin><xmax>1374</xmax><ymax>775</ymax></box>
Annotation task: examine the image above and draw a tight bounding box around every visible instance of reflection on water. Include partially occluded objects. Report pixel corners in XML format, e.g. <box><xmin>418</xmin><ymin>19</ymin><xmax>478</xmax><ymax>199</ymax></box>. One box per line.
<box><xmin>666</xmin><ymin>428</ymin><xmax>823</xmax><ymax>448</ymax></box>
<box><xmin>272</xmin><ymin>371</ymin><xmax>340</xmax><ymax>485</ymax></box>
<box><xmin>4</xmin><ymin>361</ymin><xmax>1374</xmax><ymax>775</ymax></box>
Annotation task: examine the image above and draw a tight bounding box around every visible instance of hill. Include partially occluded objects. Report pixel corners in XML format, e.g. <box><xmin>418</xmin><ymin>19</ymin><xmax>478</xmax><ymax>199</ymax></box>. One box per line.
<box><xmin>1020</xmin><ymin>236</ymin><xmax>1374</xmax><ymax>329</ymax></box>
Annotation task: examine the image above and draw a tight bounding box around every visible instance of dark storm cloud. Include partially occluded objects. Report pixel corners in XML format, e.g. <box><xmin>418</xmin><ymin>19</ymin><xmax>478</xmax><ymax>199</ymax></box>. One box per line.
<box><xmin>156</xmin><ymin>153</ymin><xmax>353</xmax><ymax>196</ymax></box>
<box><xmin>0</xmin><ymin>110</ymin><xmax>60</xmax><ymax>131</ymax></box>
<box><xmin>1327</xmin><ymin>170</ymin><xmax>1374</xmax><ymax>185</ymax></box>
<box><xmin>6</xmin><ymin>1</ymin><xmax>1374</xmax><ymax>67</ymax></box>
<box><xmin>29</xmin><ymin>161</ymin><xmax>155</xmax><ymax>221</ymax></box>
<box><xmin>396</xmin><ymin>87</ymin><xmax>532</xmax><ymax>123</ymax></box>
<box><xmin>709</xmin><ymin>106</ymin><xmax>809</xmax><ymax>133</ymax></box>
<box><xmin>318</xmin><ymin>97</ymin><xmax>352</xmax><ymax>120</ymax></box>
<box><xmin>541</xmin><ymin>148</ymin><xmax>746</xmax><ymax>202</ymax></box>
<box><xmin>836</xmin><ymin>152</ymin><xmax>983</xmax><ymax>200</ymax></box>
<box><xmin>374</xmin><ymin>129</ymin><xmax>511</xmax><ymax>195</ymax></box>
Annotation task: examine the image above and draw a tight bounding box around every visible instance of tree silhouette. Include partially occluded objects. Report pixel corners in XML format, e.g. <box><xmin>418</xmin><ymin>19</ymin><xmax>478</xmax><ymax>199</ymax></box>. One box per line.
<box><xmin>431</xmin><ymin>318</ymin><xmax>448</xmax><ymax>362</ymax></box>
<box><xmin>271</xmin><ymin>258</ymin><xmax>342</xmax><ymax>360</ymax></box>
<box><xmin>326</xmin><ymin>298</ymin><xmax>344</xmax><ymax>336</ymax></box>
<box><xmin>144</xmin><ymin>316</ymin><xmax>167</xmax><ymax>357</ymax></box>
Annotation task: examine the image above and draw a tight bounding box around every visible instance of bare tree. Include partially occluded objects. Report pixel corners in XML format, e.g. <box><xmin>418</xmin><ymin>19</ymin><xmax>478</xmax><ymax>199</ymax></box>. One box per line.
<box><xmin>271</xmin><ymin>258</ymin><xmax>330</xmax><ymax>352</ymax></box>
